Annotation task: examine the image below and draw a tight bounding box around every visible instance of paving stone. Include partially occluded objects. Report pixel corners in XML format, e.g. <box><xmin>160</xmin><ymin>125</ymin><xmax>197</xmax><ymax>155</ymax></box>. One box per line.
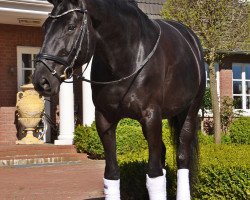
<box><xmin>0</xmin><ymin>160</ymin><xmax>105</xmax><ymax>200</ymax></box>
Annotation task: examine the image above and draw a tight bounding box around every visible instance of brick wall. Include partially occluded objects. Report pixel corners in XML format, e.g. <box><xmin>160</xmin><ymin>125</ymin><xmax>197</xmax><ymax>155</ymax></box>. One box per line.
<box><xmin>0</xmin><ymin>107</ymin><xmax>18</xmax><ymax>145</ymax></box>
<box><xmin>220</xmin><ymin>65</ymin><xmax>232</xmax><ymax>98</ymax></box>
<box><xmin>0</xmin><ymin>24</ymin><xmax>43</xmax><ymax>144</ymax></box>
<box><xmin>0</xmin><ymin>24</ymin><xmax>43</xmax><ymax>107</ymax></box>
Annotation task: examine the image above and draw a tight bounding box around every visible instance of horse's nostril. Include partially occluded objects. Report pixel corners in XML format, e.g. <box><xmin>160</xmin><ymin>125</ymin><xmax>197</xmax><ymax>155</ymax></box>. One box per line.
<box><xmin>43</xmin><ymin>83</ymin><xmax>50</xmax><ymax>90</ymax></box>
<box><xmin>41</xmin><ymin>78</ymin><xmax>47</xmax><ymax>84</ymax></box>
<box><xmin>40</xmin><ymin>78</ymin><xmax>51</xmax><ymax>91</ymax></box>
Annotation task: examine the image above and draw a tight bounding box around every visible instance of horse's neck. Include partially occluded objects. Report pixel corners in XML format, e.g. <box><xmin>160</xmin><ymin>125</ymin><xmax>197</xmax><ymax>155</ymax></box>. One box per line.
<box><xmin>86</xmin><ymin>0</ymin><xmax>157</xmax><ymax>77</ymax></box>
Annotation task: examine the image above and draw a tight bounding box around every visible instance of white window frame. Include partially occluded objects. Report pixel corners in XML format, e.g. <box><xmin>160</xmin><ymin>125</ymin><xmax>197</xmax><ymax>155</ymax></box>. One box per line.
<box><xmin>232</xmin><ymin>63</ymin><xmax>250</xmax><ymax>116</ymax></box>
<box><xmin>17</xmin><ymin>46</ymin><xmax>40</xmax><ymax>91</ymax></box>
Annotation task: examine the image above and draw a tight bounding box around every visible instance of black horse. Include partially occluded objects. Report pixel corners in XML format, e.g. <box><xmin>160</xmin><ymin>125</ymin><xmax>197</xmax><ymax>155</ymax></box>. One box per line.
<box><xmin>32</xmin><ymin>0</ymin><xmax>205</xmax><ymax>199</ymax></box>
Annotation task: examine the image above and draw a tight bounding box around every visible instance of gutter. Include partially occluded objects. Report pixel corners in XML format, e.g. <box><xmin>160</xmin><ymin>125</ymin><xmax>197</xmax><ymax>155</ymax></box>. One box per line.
<box><xmin>0</xmin><ymin>0</ymin><xmax>52</xmax><ymax>7</ymax></box>
<box><xmin>0</xmin><ymin>0</ymin><xmax>52</xmax><ymax>14</ymax></box>
<box><xmin>0</xmin><ymin>7</ymin><xmax>49</xmax><ymax>16</ymax></box>
<box><xmin>0</xmin><ymin>0</ymin><xmax>52</xmax><ymax>26</ymax></box>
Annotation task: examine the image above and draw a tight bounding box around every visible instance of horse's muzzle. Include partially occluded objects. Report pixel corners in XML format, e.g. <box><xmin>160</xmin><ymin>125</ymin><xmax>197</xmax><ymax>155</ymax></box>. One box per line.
<box><xmin>32</xmin><ymin>64</ymin><xmax>61</xmax><ymax>97</ymax></box>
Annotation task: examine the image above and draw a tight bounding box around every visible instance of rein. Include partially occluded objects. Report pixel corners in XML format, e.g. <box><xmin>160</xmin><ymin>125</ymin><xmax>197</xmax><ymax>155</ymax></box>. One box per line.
<box><xmin>36</xmin><ymin>8</ymin><xmax>162</xmax><ymax>85</ymax></box>
<box><xmin>67</xmin><ymin>20</ymin><xmax>162</xmax><ymax>85</ymax></box>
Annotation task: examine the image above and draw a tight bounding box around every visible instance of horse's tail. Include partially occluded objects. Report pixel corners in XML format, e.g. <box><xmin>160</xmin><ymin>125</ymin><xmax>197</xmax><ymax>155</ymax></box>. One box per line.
<box><xmin>168</xmin><ymin>115</ymin><xmax>199</xmax><ymax>195</ymax></box>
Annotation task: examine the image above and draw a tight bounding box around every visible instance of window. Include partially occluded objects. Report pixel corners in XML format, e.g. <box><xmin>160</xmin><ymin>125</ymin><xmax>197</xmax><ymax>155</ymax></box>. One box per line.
<box><xmin>205</xmin><ymin>62</ymin><xmax>220</xmax><ymax>96</ymax></box>
<box><xmin>17</xmin><ymin>46</ymin><xmax>40</xmax><ymax>90</ymax></box>
<box><xmin>232</xmin><ymin>63</ymin><xmax>250</xmax><ymax>111</ymax></box>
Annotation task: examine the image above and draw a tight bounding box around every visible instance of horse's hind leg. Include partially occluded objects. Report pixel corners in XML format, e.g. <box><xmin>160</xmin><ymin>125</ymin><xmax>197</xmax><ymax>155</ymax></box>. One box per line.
<box><xmin>140</xmin><ymin>106</ymin><xmax>167</xmax><ymax>200</ymax></box>
<box><xmin>174</xmin><ymin>106</ymin><xmax>199</xmax><ymax>200</ymax></box>
<box><xmin>161</xmin><ymin>141</ymin><xmax>166</xmax><ymax>167</ymax></box>
<box><xmin>95</xmin><ymin>110</ymin><xmax>120</xmax><ymax>200</ymax></box>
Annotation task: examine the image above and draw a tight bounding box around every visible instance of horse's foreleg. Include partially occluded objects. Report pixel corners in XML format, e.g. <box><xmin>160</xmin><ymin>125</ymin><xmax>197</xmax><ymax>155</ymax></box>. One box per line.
<box><xmin>141</xmin><ymin>107</ymin><xmax>167</xmax><ymax>200</ymax></box>
<box><xmin>176</xmin><ymin>112</ymin><xmax>198</xmax><ymax>200</ymax></box>
<box><xmin>95</xmin><ymin>110</ymin><xmax>120</xmax><ymax>200</ymax></box>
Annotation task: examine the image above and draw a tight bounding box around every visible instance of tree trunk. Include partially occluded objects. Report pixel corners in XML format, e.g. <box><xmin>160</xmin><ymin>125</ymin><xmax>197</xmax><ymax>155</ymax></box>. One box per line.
<box><xmin>208</xmin><ymin>50</ymin><xmax>221</xmax><ymax>144</ymax></box>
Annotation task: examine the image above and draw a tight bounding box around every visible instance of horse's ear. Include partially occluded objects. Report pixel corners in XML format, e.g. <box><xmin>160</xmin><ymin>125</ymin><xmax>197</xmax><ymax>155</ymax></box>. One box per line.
<box><xmin>47</xmin><ymin>0</ymin><xmax>62</xmax><ymax>6</ymax></box>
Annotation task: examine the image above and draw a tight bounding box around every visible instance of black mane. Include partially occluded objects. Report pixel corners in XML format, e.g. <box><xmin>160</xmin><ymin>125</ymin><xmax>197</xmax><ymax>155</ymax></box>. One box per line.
<box><xmin>105</xmin><ymin>0</ymin><xmax>149</xmax><ymax>21</ymax></box>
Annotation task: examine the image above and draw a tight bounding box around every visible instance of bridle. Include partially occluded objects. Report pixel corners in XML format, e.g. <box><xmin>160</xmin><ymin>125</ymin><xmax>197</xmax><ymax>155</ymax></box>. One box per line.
<box><xmin>35</xmin><ymin>7</ymin><xmax>162</xmax><ymax>85</ymax></box>
<box><xmin>35</xmin><ymin>8</ymin><xmax>89</xmax><ymax>81</ymax></box>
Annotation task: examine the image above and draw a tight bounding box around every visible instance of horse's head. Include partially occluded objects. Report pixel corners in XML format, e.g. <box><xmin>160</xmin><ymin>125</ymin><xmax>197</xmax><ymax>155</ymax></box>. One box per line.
<box><xmin>33</xmin><ymin>0</ymin><xmax>95</xmax><ymax>96</ymax></box>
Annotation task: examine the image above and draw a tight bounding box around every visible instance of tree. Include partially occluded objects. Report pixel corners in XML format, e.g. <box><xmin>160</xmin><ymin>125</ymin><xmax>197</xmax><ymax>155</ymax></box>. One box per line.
<box><xmin>162</xmin><ymin>0</ymin><xmax>248</xmax><ymax>144</ymax></box>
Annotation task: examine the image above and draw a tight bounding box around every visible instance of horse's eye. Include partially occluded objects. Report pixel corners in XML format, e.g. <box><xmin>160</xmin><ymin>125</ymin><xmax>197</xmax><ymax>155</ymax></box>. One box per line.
<box><xmin>68</xmin><ymin>24</ymin><xmax>76</xmax><ymax>31</ymax></box>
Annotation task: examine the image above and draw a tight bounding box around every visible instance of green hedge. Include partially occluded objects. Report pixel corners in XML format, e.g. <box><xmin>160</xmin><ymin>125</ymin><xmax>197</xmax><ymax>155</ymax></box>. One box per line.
<box><xmin>228</xmin><ymin>117</ymin><xmax>250</xmax><ymax>145</ymax></box>
<box><xmin>118</xmin><ymin>145</ymin><xmax>250</xmax><ymax>200</ymax></box>
<box><xmin>74</xmin><ymin>119</ymin><xmax>172</xmax><ymax>159</ymax></box>
<box><xmin>74</xmin><ymin>119</ymin><xmax>250</xmax><ymax>199</ymax></box>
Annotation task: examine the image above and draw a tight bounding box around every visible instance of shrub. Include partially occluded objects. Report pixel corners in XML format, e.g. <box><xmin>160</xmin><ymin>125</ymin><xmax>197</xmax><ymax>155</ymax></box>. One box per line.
<box><xmin>119</xmin><ymin>145</ymin><xmax>250</xmax><ymax>200</ymax></box>
<box><xmin>194</xmin><ymin>145</ymin><xmax>250</xmax><ymax>200</ymax></box>
<box><xmin>74</xmin><ymin>119</ymin><xmax>250</xmax><ymax>199</ymax></box>
<box><xmin>198</xmin><ymin>131</ymin><xmax>214</xmax><ymax>145</ymax></box>
<box><xmin>228</xmin><ymin>117</ymin><xmax>250</xmax><ymax>144</ymax></box>
<box><xmin>194</xmin><ymin>166</ymin><xmax>249</xmax><ymax>200</ymax></box>
<box><xmin>203</xmin><ymin>118</ymin><xmax>214</xmax><ymax>135</ymax></box>
<box><xmin>220</xmin><ymin>96</ymin><xmax>234</xmax><ymax>133</ymax></box>
<box><xmin>74</xmin><ymin>119</ymin><xmax>172</xmax><ymax>158</ymax></box>
<box><xmin>74</xmin><ymin>123</ymin><xmax>104</xmax><ymax>159</ymax></box>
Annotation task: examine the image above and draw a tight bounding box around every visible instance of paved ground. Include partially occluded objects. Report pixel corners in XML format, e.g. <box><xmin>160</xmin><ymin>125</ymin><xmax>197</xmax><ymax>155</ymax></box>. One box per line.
<box><xmin>0</xmin><ymin>160</ymin><xmax>105</xmax><ymax>200</ymax></box>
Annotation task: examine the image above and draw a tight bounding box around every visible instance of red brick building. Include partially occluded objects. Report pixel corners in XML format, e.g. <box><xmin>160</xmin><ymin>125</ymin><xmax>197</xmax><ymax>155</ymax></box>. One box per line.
<box><xmin>0</xmin><ymin>0</ymin><xmax>51</xmax><ymax>145</ymax></box>
<box><xmin>0</xmin><ymin>0</ymin><xmax>249</xmax><ymax>145</ymax></box>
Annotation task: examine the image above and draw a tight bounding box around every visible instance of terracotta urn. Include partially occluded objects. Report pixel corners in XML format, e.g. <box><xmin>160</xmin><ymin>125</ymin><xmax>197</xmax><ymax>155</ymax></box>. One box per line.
<box><xmin>16</xmin><ymin>83</ymin><xmax>45</xmax><ymax>144</ymax></box>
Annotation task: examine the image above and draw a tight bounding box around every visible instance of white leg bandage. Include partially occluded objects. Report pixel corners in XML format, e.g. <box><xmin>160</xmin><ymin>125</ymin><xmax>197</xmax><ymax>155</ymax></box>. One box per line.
<box><xmin>146</xmin><ymin>169</ymin><xmax>167</xmax><ymax>200</ymax></box>
<box><xmin>177</xmin><ymin>169</ymin><xmax>190</xmax><ymax>200</ymax></box>
<box><xmin>103</xmin><ymin>178</ymin><xmax>120</xmax><ymax>200</ymax></box>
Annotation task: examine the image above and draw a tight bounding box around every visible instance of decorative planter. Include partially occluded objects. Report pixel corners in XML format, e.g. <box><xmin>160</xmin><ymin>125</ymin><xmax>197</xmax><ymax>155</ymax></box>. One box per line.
<box><xmin>16</xmin><ymin>83</ymin><xmax>45</xmax><ymax>144</ymax></box>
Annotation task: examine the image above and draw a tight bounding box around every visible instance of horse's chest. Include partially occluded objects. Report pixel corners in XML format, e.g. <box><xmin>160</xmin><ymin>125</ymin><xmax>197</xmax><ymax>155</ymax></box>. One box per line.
<box><xmin>92</xmin><ymin>86</ymin><xmax>143</xmax><ymax>119</ymax></box>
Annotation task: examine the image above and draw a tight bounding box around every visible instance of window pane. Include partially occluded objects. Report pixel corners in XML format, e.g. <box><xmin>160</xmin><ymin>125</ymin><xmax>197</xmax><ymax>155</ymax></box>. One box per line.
<box><xmin>247</xmin><ymin>96</ymin><xmax>250</xmax><ymax>109</ymax></box>
<box><xmin>22</xmin><ymin>70</ymin><xmax>33</xmax><ymax>84</ymax></box>
<box><xmin>232</xmin><ymin>65</ymin><xmax>242</xmax><ymax>79</ymax></box>
<box><xmin>233</xmin><ymin>81</ymin><xmax>242</xmax><ymax>94</ymax></box>
<box><xmin>246</xmin><ymin>81</ymin><xmax>250</xmax><ymax>95</ymax></box>
<box><xmin>246</xmin><ymin>65</ymin><xmax>250</xmax><ymax>80</ymax></box>
<box><xmin>22</xmin><ymin>54</ymin><xmax>32</xmax><ymax>68</ymax></box>
<box><xmin>233</xmin><ymin>96</ymin><xmax>242</xmax><ymax>109</ymax></box>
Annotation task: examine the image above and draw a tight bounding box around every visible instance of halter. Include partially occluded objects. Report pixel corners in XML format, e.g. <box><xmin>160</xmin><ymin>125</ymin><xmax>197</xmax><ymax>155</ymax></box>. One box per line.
<box><xmin>35</xmin><ymin>8</ymin><xmax>88</xmax><ymax>80</ymax></box>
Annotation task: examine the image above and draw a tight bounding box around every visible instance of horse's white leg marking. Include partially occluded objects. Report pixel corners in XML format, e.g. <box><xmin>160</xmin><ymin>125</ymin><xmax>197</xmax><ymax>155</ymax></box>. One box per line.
<box><xmin>177</xmin><ymin>169</ymin><xmax>190</xmax><ymax>200</ymax></box>
<box><xmin>103</xmin><ymin>178</ymin><xmax>120</xmax><ymax>200</ymax></box>
<box><xmin>146</xmin><ymin>169</ymin><xmax>167</xmax><ymax>200</ymax></box>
